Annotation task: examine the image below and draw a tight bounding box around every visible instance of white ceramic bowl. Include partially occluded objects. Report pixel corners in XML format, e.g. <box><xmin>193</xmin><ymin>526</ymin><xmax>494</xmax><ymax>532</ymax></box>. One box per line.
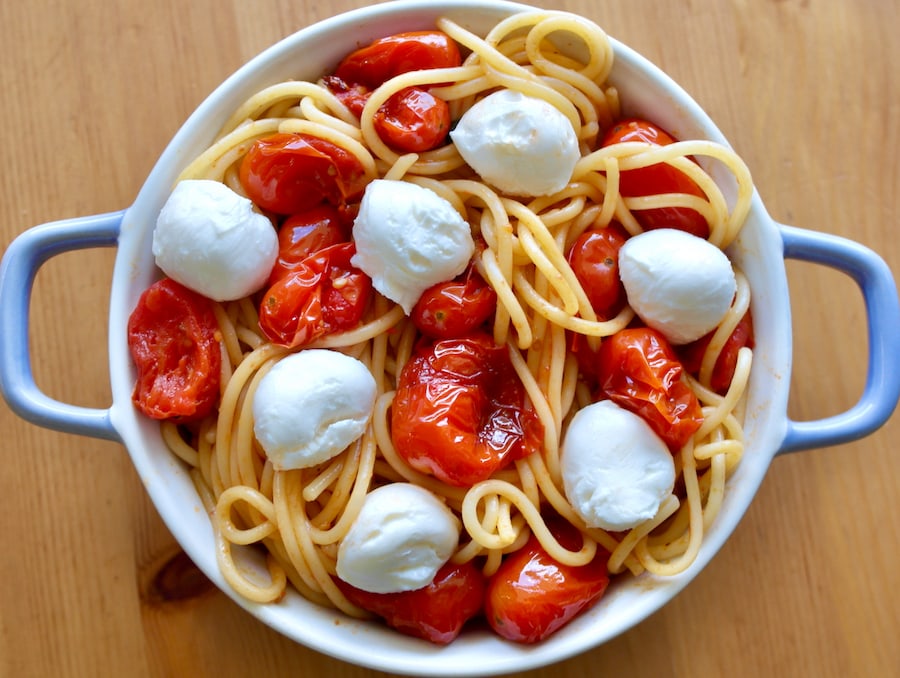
<box><xmin>1</xmin><ymin>1</ymin><xmax>898</xmax><ymax>675</ymax></box>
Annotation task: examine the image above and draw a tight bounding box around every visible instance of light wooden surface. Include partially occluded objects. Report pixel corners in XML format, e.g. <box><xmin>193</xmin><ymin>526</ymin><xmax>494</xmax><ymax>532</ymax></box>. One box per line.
<box><xmin>1</xmin><ymin>1</ymin><xmax>897</xmax><ymax>676</ymax></box>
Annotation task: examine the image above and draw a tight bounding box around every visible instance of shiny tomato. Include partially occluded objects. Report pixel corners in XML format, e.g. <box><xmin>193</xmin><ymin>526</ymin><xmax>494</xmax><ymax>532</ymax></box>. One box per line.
<box><xmin>258</xmin><ymin>242</ymin><xmax>372</xmax><ymax>348</ymax></box>
<box><xmin>485</xmin><ymin>518</ymin><xmax>610</xmax><ymax>644</ymax></box>
<box><xmin>268</xmin><ymin>205</ymin><xmax>350</xmax><ymax>284</ymax></box>
<box><xmin>322</xmin><ymin>75</ymin><xmax>370</xmax><ymax>118</ymax></box>
<box><xmin>680</xmin><ymin>310</ymin><xmax>754</xmax><ymax>394</ymax></box>
<box><xmin>598</xmin><ymin>327</ymin><xmax>703</xmax><ymax>451</ymax></box>
<box><xmin>566</xmin><ymin>222</ymin><xmax>628</xmax><ymax>319</ymax></box>
<box><xmin>127</xmin><ymin>278</ymin><xmax>221</xmax><ymax>421</ymax></box>
<box><xmin>374</xmin><ymin>87</ymin><xmax>451</xmax><ymax>152</ymax></box>
<box><xmin>239</xmin><ymin>133</ymin><xmax>368</xmax><ymax>215</ymax></box>
<box><xmin>601</xmin><ymin>118</ymin><xmax>709</xmax><ymax>239</ymax></box>
<box><xmin>334</xmin><ymin>31</ymin><xmax>462</xmax><ymax>89</ymax></box>
<box><xmin>391</xmin><ymin>333</ymin><xmax>543</xmax><ymax>487</ymax></box>
<box><xmin>411</xmin><ymin>265</ymin><xmax>497</xmax><ymax>339</ymax></box>
<box><xmin>337</xmin><ymin>560</ymin><xmax>486</xmax><ymax>645</ymax></box>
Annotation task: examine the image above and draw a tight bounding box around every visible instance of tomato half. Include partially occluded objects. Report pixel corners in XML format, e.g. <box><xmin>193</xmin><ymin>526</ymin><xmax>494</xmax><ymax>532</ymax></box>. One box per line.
<box><xmin>268</xmin><ymin>205</ymin><xmax>350</xmax><ymax>285</ymax></box>
<box><xmin>239</xmin><ymin>133</ymin><xmax>368</xmax><ymax>215</ymax></box>
<box><xmin>391</xmin><ymin>333</ymin><xmax>543</xmax><ymax>487</ymax></box>
<box><xmin>411</xmin><ymin>265</ymin><xmax>497</xmax><ymax>339</ymax></box>
<box><xmin>334</xmin><ymin>31</ymin><xmax>462</xmax><ymax>89</ymax></box>
<box><xmin>374</xmin><ymin>86</ymin><xmax>451</xmax><ymax>152</ymax></box>
<box><xmin>601</xmin><ymin>118</ymin><xmax>709</xmax><ymax>239</ymax></box>
<box><xmin>679</xmin><ymin>309</ymin><xmax>754</xmax><ymax>394</ymax></box>
<box><xmin>337</xmin><ymin>560</ymin><xmax>486</xmax><ymax>645</ymax></box>
<box><xmin>598</xmin><ymin>327</ymin><xmax>703</xmax><ymax>451</ymax></box>
<box><xmin>566</xmin><ymin>222</ymin><xmax>628</xmax><ymax>319</ymax></box>
<box><xmin>258</xmin><ymin>242</ymin><xmax>372</xmax><ymax>348</ymax></box>
<box><xmin>485</xmin><ymin>518</ymin><xmax>610</xmax><ymax>644</ymax></box>
<box><xmin>127</xmin><ymin>278</ymin><xmax>221</xmax><ymax>421</ymax></box>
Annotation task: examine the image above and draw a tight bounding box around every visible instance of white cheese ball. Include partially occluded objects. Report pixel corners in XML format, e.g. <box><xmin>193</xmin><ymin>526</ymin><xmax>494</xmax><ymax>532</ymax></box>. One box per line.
<box><xmin>561</xmin><ymin>400</ymin><xmax>675</xmax><ymax>532</ymax></box>
<box><xmin>450</xmin><ymin>89</ymin><xmax>580</xmax><ymax>197</ymax></box>
<box><xmin>152</xmin><ymin>179</ymin><xmax>278</xmax><ymax>301</ymax></box>
<box><xmin>351</xmin><ymin>180</ymin><xmax>475</xmax><ymax>314</ymax></box>
<box><xmin>619</xmin><ymin>228</ymin><xmax>736</xmax><ymax>344</ymax></box>
<box><xmin>252</xmin><ymin>349</ymin><xmax>376</xmax><ymax>470</ymax></box>
<box><xmin>336</xmin><ymin>483</ymin><xmax>460</xmax><ymax>594</ymax></box>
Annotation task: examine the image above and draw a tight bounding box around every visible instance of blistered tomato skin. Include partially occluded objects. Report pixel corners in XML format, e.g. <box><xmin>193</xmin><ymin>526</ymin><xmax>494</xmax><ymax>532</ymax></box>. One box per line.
<box><xmin>411</xmin><ymin>265</ymin><xmax>497</xmax><ymax>339</ymax></box>
<box><xmin>601</xmin><ymin>118</ymin><xmax>709</xmax><ymax>239</ymax></box>
<box><xmin>127</xmin><ymin>278</ymin><xmax>221</xmax><ymax>422</ymax></box>
<box><xmin>337</xmin><ymin>560</ymin><xmax>486</xmax><ymax>645</ymax></box>
<box><xmin>268</xmin><ymin>206</ymin><xmax>350</xmax><ymax>285</ymax></box>
<box><xmin>566</xmin><ymin>222</ymin><xmax>628</xmax><ymax>319</ymax></box>
<box><xmin>485</xmin><ymin>519</ymin><xmax>610</xmax><ymax>644</ymax></box>
<box><xmin>374</xmin><ymin>86</ymin><xmax>451</xmax><ymax>152</ymax></box>
<box><xmin>391</xmin><ymin>333</ymin><xmax>543</xmax><ymax>487</ymax></box>
<box><xmin>334</xmin><ymin>31</ymin><xmax>462</xmax><ymax>88</ymax></box>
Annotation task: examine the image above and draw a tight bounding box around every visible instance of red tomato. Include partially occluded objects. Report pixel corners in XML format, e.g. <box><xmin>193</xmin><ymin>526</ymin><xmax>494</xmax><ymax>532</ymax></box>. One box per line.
<box><xmin>127</xmin><ymin>278</ymin><xmax>221</xmax><ymax>421</ymax></box>
<box><xmin>598</xmin><ymin>327</ymin><xmax>703</xmax><ymax>451</ymax></box>
<box><xmin>391</xmin><ymin>333</ymin><xmax>543</xmax><ymax>487</ymax></box>
<box><xmin>601</xmin><ymin>118</ymin><xmax>709</xmax><ymax>239</ymax></box>
<box><xmin>268</xmin><ymin>205</ymin><xmax>350</xmax><ymax>284</ymax></box>
<box><xmin>334</xmin><ymin>31</ymin><xmax>462</xmax><ymax>89</ymax></box>
<box><xmin>322</xmin><ymin>75</ymin><xmax>371</xmax><ymax>118</ymax></box>
<box><xmin>566</xmin><ymin>223</ymin><xmax>628</xmax><ymax>319</ymax></box>
<box><xmin>239</xmin><ymin>133</ymin><xmax>368</xmax><ymax>215</ymax></box>
<box><xmin>374</xmin><ymin>87</ymin><xmax>451</xmax><ymax>152</ymax></box>
<box><xmin>485</xmin><ymin>518</ymin><xmax>610</xmax><ymax>644</ymax></box>
<box><xmin>258</xmin><ymin>242</ymin><xmax>372</xmax><ymax>348</ymax></box>
<box><xmin>337</xmin><ymin>560</ymin><xmax>486</xmax><ymax>645</ymax></box>
<box><xmin>411</xmin><ymin>265</ymin><xmax>497</xmax><ymax>339</ymax></box>
<box><xmin>679</xmin><ymin>310</ymin><xmax>754</xmax><ymax>394</ymax></box>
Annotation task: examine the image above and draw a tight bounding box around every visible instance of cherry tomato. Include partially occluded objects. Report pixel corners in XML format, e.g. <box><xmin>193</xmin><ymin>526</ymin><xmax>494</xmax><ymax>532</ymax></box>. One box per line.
<box><xmin>485</xmin><ymin>518</ymin><xmax>610</xmax><ymax>644</ymax></box>
<box><xmin>598</xmin><ymin>327</ymin><xmax>703</xmax><ymax>451</ymax></box>
<box><xmin>679</xmin><ymin>310</ymin><xmax>754</xmax><ymax>394</ymax></box>
<box><xmin>239</xmin><ymin>133</ymin><xmax>368</xmax><ymax>215</ymax></box>
<box><xmin>601</xmin><ymin>118</ymin><xmax>709</xmax><ymax>239</ymax></box>
<box><xmin>334</xmin><ymin>31</ymin><xmax>462</xmax><ymax>89</ymax></box>
<box><xmin>391</xmin><ymin>333</ymin><xmax>543</xmax><ymax>487</ymax></box>
<box><xmin>337</xmin><ymin>560</ymin><xmax>486</xmax><ymax>645</ymax></box>
<box><xmin>374</xmin><ymin>87</ymin><xmax>451</xmax><ymax>152</ymax></box>
<box><xmin>411</xmin><ymin>265</ymin><xmax>497</xmax><ymax>339</ymax></box>
<box><xmin>268</xmin><ymin>205</ymin><xmax>350</xmax><ymax>285</ymax></box>
<box><xmin>127</xmin><ymin>278</ymin><xmax>221</xmax><ymax>421</ymax></box>
<box><xmin>566</xmin><ymin>222</ymin><xmax>628</xmax><ymax>319</ymax></box>
<box><xmin>258</xmin><ymin>242</ymin><xmax>372</xmax><ymax>348</ymax></box>
<box><xmin>322</xmin><ymin>75</ymin><xmax>370</xmax><ymax>118</ymax></box>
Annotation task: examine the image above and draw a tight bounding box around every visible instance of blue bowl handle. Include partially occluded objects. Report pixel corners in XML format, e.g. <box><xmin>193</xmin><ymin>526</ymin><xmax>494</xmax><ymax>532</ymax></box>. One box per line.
<box><xmin>778</xmin><ymin>224</ymin><xmax>900</xmax><ymax>454</ymax></box>
<box><xmin>0</xmin><ymin>212</ymin><xmax>125</xmax><ymax>442</ymax></box>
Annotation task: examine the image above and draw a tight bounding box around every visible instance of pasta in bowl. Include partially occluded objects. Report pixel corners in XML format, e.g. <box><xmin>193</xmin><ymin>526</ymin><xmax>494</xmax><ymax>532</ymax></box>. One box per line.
<box><xmin>2</xmin><ymin>0</ymin><xmax>897</xmax><ymax>675</ymax></box>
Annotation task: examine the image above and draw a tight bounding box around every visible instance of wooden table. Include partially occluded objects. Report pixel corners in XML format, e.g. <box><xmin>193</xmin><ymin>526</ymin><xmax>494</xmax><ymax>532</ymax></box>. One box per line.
<box><xmin>1</xmin><ymin>1</ymin><xmax>897</xmax><ymax>676</ymax></box>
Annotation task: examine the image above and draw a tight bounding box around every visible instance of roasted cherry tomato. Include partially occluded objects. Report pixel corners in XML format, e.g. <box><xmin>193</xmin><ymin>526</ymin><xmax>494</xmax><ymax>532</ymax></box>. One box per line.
<box><xmin>391</xmin><ymin>333</ymin><xmax>543</xmax><ymax>487</ymax></box>
<box><xmin>680</xmin><ymin>310</ymin><xmax>754</xmax><ymax>395</ymax></box>
<box><xmin>259</xmin><ymin>242</ymin><xmax>372</xmax><ymax>348</ymax></box>
<box><xmin>127</xmin><ymin>278</ymin><xmax>221</xmax><ymax>421</ymax></box>
<box><xmin>334</xmin><ymin>31</ymin><xmax>462</xmax><ymax>89</ymax></box>
<box><xmin>374</xmin><ymin>86</ymin><xmax>451</xmax><ymax>152</ymax></box>
<box><xmin>239</xmin><ymin>132</ymin><xmax>368</xmax><ymax>215</ymax></box>
<box><xmin>566</xmin><ymin>222</ymin><xmax>628</xmax><ymax>319</ymax></box>
<box><xmin>598</xmin><ymin>327</ymin><xmax>703</xmax><ymax>451</ymax></box>
<box><xmin>322</xmin><ymin>75</ymin><xmax>371</xmax><ymax>118</ymax></box>
<box><xmin>485</xmin><ymin>518</ymin><xmax>610</xmax><ymax>644</ymax></box>
<box><xmin>268</xmin><ymin>205</ymin><xmax>350</xmax><ymax>284</ymax></box>
<box><xmin>411</xmin><ymin>265</ymin><xmax>497</xmax><ymax>339</ymax></box>
<box><xmin>337</xmin><ymin>560</ymin><xmax>486</xmax><ymax>645</ymax></box>
<box><xmin>601</xmin><ymin>118</ymin><xmax>709</xmax><ymax>239</ymax></box>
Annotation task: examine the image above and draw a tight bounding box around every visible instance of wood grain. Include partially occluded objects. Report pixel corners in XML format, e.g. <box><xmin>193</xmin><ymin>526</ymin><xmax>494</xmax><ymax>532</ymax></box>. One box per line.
<box><xmin>1</xmin><ymin>1</ymin><xmax>897</xmax><ymax>676</ymax></box>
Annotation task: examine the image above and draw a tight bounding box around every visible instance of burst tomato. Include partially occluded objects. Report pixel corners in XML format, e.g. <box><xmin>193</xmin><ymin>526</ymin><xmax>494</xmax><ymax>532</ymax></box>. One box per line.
<box><xmin>598</xmin><ymin>327</ymin><xmax>703</xmax><ymax>451</ymax></box>
<box><xmin>334</xmin><ymin>31</ymin><xmax>462</xmax><ymax>88</ymax></box>
<box><xmin>337</xmin><ymin>560</ymin><xmax>486</xmax><ymax>645</ymax></box>
<box><xmin>601</xmin><ymin>118</ymin><xmax>709</xmax><ymax>239</ymax></box>
<box><xmin>391</xmin><ymin>333</ymin><xmax>543</xmax><ymax>487</ymax></box>
<box><xmin>268</xmin><ymin>205</ymin><xmax>350</xmax><ymax>284</ymax></box>
<box><xmin>410</xmin><ymin>265</ymin><xmax>497</xmax><ymax>339</ymax></box>
<box><xmin>239</xmin><ymin>132</ymin><xmax>367</xmax><ymax>215</ymax></box>
<box><xmin>485</xmin><ymin>518</ymin><xmax>610</xmax><ymax>644</ymax></box>
<box><xmin>566</xmin><ymin>222</ymin><xmax>628</xmax><ymax>319</ymax></box>
<box><xmin>258</xmin><ymin>242</ymin><xmax>372</xmax><ymax>348</ymax></box>
<box><xmin>374</xmin><ymin>86</ymin><xmax>451</xmax><ymax>152</ymax></box>
<box><xmin>127</xmin><ymin>278</ymin><xmax>221</xmax><ymax>421</ymax></box>
<box><xmin>680</xmin><ymin>310</ymin><xmax>754</xmax><ymax>394</ymax></box>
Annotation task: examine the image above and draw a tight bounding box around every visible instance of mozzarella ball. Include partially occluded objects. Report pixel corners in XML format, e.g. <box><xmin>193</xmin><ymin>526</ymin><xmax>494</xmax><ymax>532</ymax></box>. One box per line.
<box><xmin>619</xmin><ymin>228</ymin><xmax>736</xmax><ymax>344</ymax></box>
<box><xmin>252</xmin><ymin>349</ymin><xmax>376</xmax><ymax>470</ymax></box>
<box><xmin>152</xmin><ymin>179</ymin><xmax>278</xmax><ymax>301</ymax></box>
